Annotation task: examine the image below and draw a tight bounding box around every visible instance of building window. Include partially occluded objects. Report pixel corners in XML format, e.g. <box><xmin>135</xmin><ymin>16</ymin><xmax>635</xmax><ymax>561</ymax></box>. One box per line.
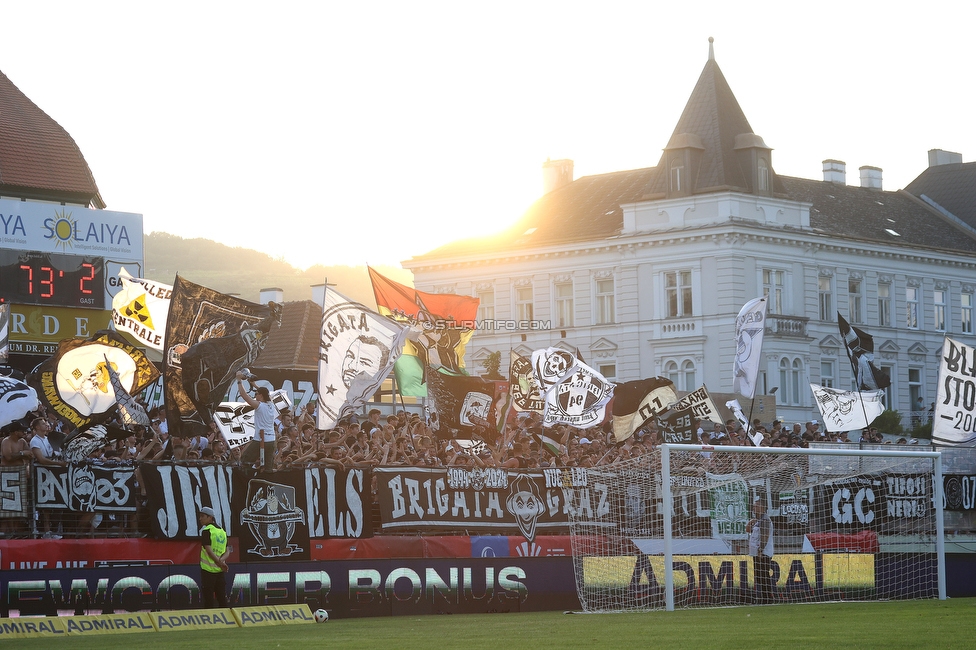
<box><xmin>963</xmin><ymin>291</ymin><xmax>973</xmax><ymax>335</ymax></box>
<box><xmin>906</xmin><ymin>286</ymin><xmax>919</xmax><ymax>329</ymax></box>
<box><xmin>763</xmin><ymin>269</ymin><xmax>784</xmax><ymax>314</ymax></box>
<box><xmin>665</xmin><ymin>270</ymin><xmax>693</xmax><ymax>317</ymax></box>
<box><xmin>670</xmin><ymin>159</ymin><xmax>683</xmax><ymax>192</ymax></box>
<box><xmin>821</xmin><ymin>360</ymin><xmax>834</xmax><ymax>388</ymax></box>
<box><xmin>595</xmin><ymin>278</ymin><xmax>615</xmax><ymax>324</ymax></box>
<box><xmin>758</xmin><ymin>158</ymin><xmax>769</xmax><ymax>192</ymax></box>
<box><xmin>554</xmin><ymin>282</ymin><xmax>574</xmax><ymax>328</ymax></box>
<box><xmin>848</xmin><ymin>278</ymin><xmax>863</xmax><ymax>324</ymax></box>
<box><xmin>819</xmin><ymin>275</ymin><xmax>833</xmax><ymax>321</ymax></box>
<box><xmin>878</xmin><ymin>281</ymin><xmax>891</xmax><ymax>327</ymax></box>
<box><xmin>908</xmin><ymin>367</ymin><xmax>924</xmax><ymax>418</ymax></box>
<box><xmin>665</xmin><ymin>359</ymin><xmax>697</xmax><ymax>391</ymax></box>
<box><xmin>515</xmin><ymin>286</ymin><xmax>534</xmax><ymax>322</ymax></box>
<box><xmin>779</xmin><ymin>357</ymin><xmax>804</xmax><ymax>406</ymax></box>
<box><xmin>880</xmin><ymin>363</ymin><xmax>894</xmax><ymax>408</ymax></box>
<box><xmin>477</xmin><ymin>288</ymin><xmax>494</xmax><ymax>322</ymax></box>
<box><xmin>934</xmin><ymin>288</ymin><xmax>947</xmax><ymax>332</ymax></box>
<box><xmin>599</xmin><ymin>363</ymin><xmax>616</xmax><ymax>382</ymax></box>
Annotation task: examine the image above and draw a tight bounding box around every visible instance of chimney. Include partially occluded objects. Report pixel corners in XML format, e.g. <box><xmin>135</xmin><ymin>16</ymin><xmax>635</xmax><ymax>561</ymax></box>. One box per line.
<box><xmin>859</xmin><ymin>166</ymin><xmax>883</xmax><ymax>190</ymax></box>
<box><xmin>822</xmin><ymin>159</ymin><xmax>846</xmax><ymax>184</ymax></box>
<box><xmin>542</xmin><ymin>158</ymin><xmax>574</xmax><ymax>194</ymax></box>
<box><xmin>928</xmin><ymin>149</ymin><xmax>963</xmax><ymax>167</ymax></box>
<box><xmin>260</xmin><ymin>287</ymin><xmax>284</xmax><ymax>304</ymax></box>
<box><xmin>310</xmin><ymin>283</ymin><xmax>326</xmax><ymax>307</ymax></box>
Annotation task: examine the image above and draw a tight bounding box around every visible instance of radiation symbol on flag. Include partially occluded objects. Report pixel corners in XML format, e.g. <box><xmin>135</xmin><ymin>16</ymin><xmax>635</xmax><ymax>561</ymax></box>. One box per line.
<box><xmin>122</xmin><ymin>293</ymin><xmax>154</xmax><ymax>328</ymax></box>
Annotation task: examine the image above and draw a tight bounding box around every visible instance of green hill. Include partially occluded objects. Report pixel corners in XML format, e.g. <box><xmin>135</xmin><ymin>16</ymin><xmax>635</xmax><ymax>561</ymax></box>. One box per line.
<box><xmin>143</xmin><ymin>232</ymin><xmax>412</xmax><ymax>306</ymax></box>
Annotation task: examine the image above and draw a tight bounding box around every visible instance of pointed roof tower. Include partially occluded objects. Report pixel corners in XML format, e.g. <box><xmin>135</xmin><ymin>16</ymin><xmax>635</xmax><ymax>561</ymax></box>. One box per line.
<box><xmin>646</xmin><ymin>37</ymin><xmax>778</xmax><ymax>197</ymax></box>
<box><xmin>0</xmin><ymin>70</ymin><xmax>105</xmax><ymax>208</ymax></box>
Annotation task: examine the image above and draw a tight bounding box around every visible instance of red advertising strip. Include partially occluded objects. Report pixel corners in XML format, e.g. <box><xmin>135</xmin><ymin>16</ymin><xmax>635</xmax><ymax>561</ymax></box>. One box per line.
<box><xmin>0</xmin><ymin>538</ymin><xmax>208</xmax><ymax>569</ymax></box>
<box><xmin>309</xmin><ymin>536</ymin><xmax>472</xmax><ymax>560</ymax></box>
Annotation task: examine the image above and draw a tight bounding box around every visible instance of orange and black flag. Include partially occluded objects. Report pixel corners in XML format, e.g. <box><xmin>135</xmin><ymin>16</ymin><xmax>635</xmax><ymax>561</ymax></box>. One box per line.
<box><xmin>368</xmin><ymin>267</ymin><xmax>479</xmax><ymax>397</ymax></box>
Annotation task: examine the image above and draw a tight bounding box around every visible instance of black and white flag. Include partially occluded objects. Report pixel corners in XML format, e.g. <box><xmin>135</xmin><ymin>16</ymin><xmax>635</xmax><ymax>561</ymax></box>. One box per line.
<box><xmin>811</xmin><ymin>384</ymin><xmax>885</xmax><ymax>432</ymax></box>
<box><xmin>317</xmin><ymin>288</ymin><xmax>407</xmax><ymax>430</ymax></box>
<box><xmin>611</xmin><ymin>377</ymin><xmax>677</xmax><ymax>442</ymax></box>
<box><xmin>531</xmin><ymin>347</ymin><xmax>613</xmax><ymax>428</ymax></box>
<box><xmin>838</xmin><ymin>313</ymin><xmax>891</xmax><ymax>391</ymax></box>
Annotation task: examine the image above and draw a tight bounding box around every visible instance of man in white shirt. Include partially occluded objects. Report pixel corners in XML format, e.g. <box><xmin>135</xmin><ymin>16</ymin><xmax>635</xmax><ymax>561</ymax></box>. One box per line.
<box><xmin>236</xmin><ymin>373</ymin><xmax>276</xmax><ymax>472</ymax></box>
<box><xmin>29</xmin><ymin>418</ymin><xmax>66</xmax><ymax>538</ymax></box>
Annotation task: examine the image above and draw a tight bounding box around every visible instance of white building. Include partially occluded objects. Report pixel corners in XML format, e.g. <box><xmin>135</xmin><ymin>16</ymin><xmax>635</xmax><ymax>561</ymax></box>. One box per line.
<box><xmin>403</xmin><ymin>41</ymin><xmax>976</xmax><ymax>428</ymax></box>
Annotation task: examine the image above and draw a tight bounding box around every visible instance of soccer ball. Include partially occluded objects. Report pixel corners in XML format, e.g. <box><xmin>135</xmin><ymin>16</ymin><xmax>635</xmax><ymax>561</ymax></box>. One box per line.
<box><xmin>314</xmin><ymin>608</ymin><xmax>329</xmax><ymax>623</ymax></box>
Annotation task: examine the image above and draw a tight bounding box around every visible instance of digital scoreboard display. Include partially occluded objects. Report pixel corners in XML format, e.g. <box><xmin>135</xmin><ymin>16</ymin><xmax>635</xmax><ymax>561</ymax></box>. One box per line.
<box><xmin>0</xmin><ymin>250</ymin><xmax>105</xmax><ymax>309</ymax></box>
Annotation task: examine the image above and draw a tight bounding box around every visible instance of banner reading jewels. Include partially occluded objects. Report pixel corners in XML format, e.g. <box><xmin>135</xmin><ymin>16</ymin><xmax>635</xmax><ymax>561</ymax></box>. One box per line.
<box><xmin>374</xmin><ymin>466</ymin><xmax>613</xmax><ymax>542</ymax></box>
<box><xmin>141</xmin><ymin>464</ymin><xmax>371</xmax><ymax>547</ymax></box>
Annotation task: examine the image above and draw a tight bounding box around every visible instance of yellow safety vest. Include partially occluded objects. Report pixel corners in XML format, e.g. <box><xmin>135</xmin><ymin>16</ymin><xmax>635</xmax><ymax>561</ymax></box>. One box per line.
<box><xmin>200</xmin><ymin>523</ymin><xmax>228</xmax><ymax>573</ymax></box>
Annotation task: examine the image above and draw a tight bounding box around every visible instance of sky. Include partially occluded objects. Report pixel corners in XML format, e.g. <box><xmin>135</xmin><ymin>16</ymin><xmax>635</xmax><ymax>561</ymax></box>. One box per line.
<box><xmin>2</xmin><ymin>2</ymin><xmax>974</xmax><ymax>271</ymax></box>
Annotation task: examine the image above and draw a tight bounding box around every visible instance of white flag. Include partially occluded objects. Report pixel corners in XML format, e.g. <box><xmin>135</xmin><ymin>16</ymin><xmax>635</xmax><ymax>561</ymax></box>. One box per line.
<box><xmin>732</xmin><ymin>296</ymin><xmax>767</xmax><ymax>399</ymax></box>
<box><xmin>670</xmin><ymin>384</ymin><xmax>724</xmax><ymax>425</ymax></box>
<box><xmin>111</xmin><ymin>267</ymin><xmax>171</xmax><ymax>350</ymax></box>
<box><xmin>531</xmin><ymin>347</ymin><xmax>614</xmax><ymax>428</ymax></box>
<box><xmin>810</xmin><ymin>384</ymin><xmax>885</xmax><ymax>432</ymax></box>
<box><xmin>933</xmin><ymin>338</ymin><xmax>976</xmax><ymax>446</ymax></box>
<box><xmin>213</xmin><ymin>389</ymin><xmax>292</xmax><ymax>449</ymax></box>
<box><xmin>317</xmin><ymin>288</ymin><xmax>407</xmax><ymax>430</ymax></box>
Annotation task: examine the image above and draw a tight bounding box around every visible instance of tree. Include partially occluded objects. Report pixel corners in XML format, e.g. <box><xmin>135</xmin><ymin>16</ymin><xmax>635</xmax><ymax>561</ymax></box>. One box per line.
<box><xmin>481</xmin><ymin>351</ymin><xmax>505</xmax><ymax>380</ymax></box>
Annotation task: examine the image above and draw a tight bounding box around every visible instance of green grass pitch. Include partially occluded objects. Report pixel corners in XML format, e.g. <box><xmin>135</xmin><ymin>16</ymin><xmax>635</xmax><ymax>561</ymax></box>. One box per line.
<box><xmin>13</xmin><ymin>598</ymin><xmax>975</xmax><ymax>649</ymax></box>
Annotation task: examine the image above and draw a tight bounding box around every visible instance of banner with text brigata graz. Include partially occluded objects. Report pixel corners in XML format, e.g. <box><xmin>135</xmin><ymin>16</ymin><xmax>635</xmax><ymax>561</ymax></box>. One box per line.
<box><xmin>374</xmin><ymin>466</ymin><xmax>613</xmax><ymax>541</ymax></box>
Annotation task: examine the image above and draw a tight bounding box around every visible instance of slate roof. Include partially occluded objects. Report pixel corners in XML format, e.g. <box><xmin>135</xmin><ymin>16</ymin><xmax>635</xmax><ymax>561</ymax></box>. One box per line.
<box><xmin>904</xmin><ymin>161</ymin><xmax>976</xmax><ymax>232</ymax></box>
<box><xmin>253</xmin><ymin>300</ymin><xmax>321</xmax><ymax>371</ymax></box>
<box><xmin>0</xmin><ymin>70</ymin><xmax>105</xmax><ymax>208</ymax></box>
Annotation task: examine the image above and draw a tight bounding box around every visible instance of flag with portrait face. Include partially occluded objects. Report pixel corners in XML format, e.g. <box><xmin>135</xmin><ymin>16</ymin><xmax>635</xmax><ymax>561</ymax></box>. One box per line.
<box><xmin>317</xmin><ymin>288</ymin><xmax>407</xmax><ymax>430</ymax></box>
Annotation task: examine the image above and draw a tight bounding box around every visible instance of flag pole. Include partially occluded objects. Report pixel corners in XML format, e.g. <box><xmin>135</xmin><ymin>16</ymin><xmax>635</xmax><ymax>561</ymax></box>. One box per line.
<box><xmin>837</xmin><ymin>312</ymin><xmax>872</xmax><ymax>435</ymax></box>
<box><xmin>744</xmin><ymin>297</ymin><xmax>768</xmax><ymax>441</ymax></box>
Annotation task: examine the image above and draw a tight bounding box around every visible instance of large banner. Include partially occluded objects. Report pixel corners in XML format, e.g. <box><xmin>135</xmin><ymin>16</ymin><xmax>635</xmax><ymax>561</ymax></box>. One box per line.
<box><xmin>933</xmin><ymin>337</ymin><xmax>976</xmax><ymax>446</ymax></box>
<box><xmin>375</xmin><ymin>466</ymin><xmax>612</xmax><ymax>542</ymax></box>
<box><xmin>812</xmin><ymin>474</ymin><xmax>932</xmax><ymax>532</ymax></box>
<box><xmin>141</xmin><ymin>464</ymin><xmax>371</xmax><ymax>545</ymax></box>
<box><xmin>34</xmin><ymin>464</ymin><xmax>139</xmax><ymax>513</ymax></box>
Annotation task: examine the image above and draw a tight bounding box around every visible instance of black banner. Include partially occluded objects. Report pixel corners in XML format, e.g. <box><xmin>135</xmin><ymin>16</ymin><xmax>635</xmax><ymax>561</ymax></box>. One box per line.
<box><xmin>944</xmin><ymin>475</ymin><xmax>976</xmax><ymax>511</ymax></box>
<box><xmin>813</xmin><ymin>474</ymin><xmax>931</xmax><ymax>532</ymax></box>
<box><xmin>375</xmin><ymin>466</ymin><xmax>612</xmax><ymax>542</ymax></box>
<box><xmin>34</xmin><ymin>464</ymin><xmax>139</xmax><ymax>513</ymax></box>
<box><xmin>141</xmin><ymin>464</ymin><xmax>371</xmax><ymax>544</ymax></box>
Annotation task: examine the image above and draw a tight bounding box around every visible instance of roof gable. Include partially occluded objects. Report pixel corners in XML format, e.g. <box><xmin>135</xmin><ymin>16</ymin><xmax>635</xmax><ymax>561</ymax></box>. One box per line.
<box><xmin>0</xmin><ymin>70</ymin><xmax>104</xmax><ymax>207</ymax></box>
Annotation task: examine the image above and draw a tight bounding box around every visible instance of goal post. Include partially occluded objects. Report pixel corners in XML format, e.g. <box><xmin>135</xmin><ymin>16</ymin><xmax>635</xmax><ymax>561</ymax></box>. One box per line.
<box><xmin>570</xmin><ymin>444</ymin><xmax>945</xmax><ymax>612</ymax></box>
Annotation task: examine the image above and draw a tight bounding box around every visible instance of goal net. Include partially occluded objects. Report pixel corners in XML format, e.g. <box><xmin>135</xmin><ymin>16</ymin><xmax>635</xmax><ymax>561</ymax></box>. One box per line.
<box><xmin>570</xmin><ymin>444</ymin><xmax>945</xmax><ymax>612</ymax></box>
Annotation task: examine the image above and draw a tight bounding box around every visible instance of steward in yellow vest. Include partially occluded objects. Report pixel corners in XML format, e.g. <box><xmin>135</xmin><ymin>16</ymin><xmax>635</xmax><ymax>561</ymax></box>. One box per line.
<box><xmin>199</xmin><ymin>506</ymin><xmax>229</xmax><ymax>608</ymax></box>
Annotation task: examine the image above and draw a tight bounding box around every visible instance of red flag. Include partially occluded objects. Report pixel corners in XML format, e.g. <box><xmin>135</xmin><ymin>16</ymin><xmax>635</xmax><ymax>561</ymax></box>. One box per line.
<box><xmin>368</xmin><ymin>266</ymin><xmax>479</xmax><ymax>326</ymax></box>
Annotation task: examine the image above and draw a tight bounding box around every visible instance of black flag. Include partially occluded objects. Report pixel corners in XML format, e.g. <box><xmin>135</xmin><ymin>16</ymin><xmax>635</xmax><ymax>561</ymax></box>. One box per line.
<box><xmin>838</xmin><ymin>313</ymin><xmax>891</xmax><ymax>391</ymax></box>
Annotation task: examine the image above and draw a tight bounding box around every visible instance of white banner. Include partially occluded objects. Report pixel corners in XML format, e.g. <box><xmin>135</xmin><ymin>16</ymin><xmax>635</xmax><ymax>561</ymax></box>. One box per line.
<box><xmin>212</xmin><ymin>389</ymin><xmax>292</xmax><ymax>449</ymax></box>
<box><xmin>532</xmin><ymin>347</ymin><xmax>614</xmax><ymax>428</ymax></box>
<box><xmin>111</xmin><ymin>267</ymin><xmax>171</xmax><ymax>350</ymax></box>
<box><xmin>933</xmin><ymin>338</ymin><xmax>976</xmax><ymax>446</ymax></box>
<box><xmin>732</xmin><ymin>296</ymin><xmax>767</xmax><ymax>399</ymax></box>
<box><xmin>670</xmin><ymin>384</ymin><xmax>723</xmax><ymax>424</ymax></box>
<box><xmin>810</xmin><ymin>384</ymin><xmax>885</xmax><ymax>432</ymax></box>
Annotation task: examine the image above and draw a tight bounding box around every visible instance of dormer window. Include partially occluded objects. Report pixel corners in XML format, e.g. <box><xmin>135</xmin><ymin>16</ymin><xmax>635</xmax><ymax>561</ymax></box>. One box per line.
<box><xmin>670</xmin><ymin>159</ymin><xmax>684</xmax><ymax>192</ymax></box>
<box><xmin>758</xmin><ymin>158</ymin><xmax>769</xmax><ymax>192</ymax></box>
